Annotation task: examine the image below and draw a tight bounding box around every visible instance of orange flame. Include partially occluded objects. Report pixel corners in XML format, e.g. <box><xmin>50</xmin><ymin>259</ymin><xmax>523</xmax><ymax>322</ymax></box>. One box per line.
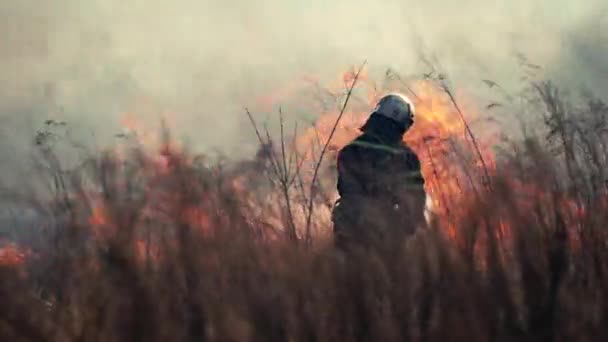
<box><xmin>0</xmin><ymin>242</ymin><xmax>29</xmax><ymax>267</ymax></box>
<box><xmin>292</xmin><ymin>77</ymin><xmax>496</xmax><ymax>225</ymax></box>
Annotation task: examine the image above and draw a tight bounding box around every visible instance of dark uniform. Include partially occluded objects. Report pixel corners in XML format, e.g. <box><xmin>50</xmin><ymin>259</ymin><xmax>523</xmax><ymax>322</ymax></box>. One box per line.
<box><xmin>332</xmin><ymin>132</ymin><xmax>426</xmax><ymax>250</ymax></box>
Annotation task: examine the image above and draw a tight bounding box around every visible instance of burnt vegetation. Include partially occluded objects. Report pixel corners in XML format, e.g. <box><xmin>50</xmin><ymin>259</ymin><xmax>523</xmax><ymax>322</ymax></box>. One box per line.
<box><xmin>1</xmin><ymin>66</ymin><xmax>608</xmax><ymax>342</ymax></box>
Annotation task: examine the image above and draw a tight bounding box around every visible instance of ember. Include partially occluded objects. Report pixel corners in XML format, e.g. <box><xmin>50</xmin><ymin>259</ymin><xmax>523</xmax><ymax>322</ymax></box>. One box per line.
<box><xmin>0</xmin><ymin>242</ymin><xmax>29</xmax><ymax>266</ymax></box>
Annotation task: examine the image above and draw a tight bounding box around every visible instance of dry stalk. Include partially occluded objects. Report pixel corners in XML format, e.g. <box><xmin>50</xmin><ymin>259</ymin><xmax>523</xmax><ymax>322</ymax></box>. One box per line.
<box><xmin>303</xmin><ymin>60</ymin><xmax>367</xmax><ymax>245</ymax></box>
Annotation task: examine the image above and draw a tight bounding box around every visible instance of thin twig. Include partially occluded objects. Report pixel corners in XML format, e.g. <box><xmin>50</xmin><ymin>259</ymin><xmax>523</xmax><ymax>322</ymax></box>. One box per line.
<box><xmin>245</xmin><ymin>107</ymin><xmax>298</xmax><ymax>241</ymax></box>
<box><xmin>279</xmin><ymin>108</ymin><xmax>288</xmax><ymax>179</ymax></box>
<box><xmin>278</xmin><ymin>108</ymin><xmax>298</xmax><ymax>242</ymax></box>
<box><xmin>440</xmin><ymin>81</ymin><xmax>492</xmax><ymax>189</ymax></box>
<box><xmin>303</xmin><ymin>60</ymin><xmax>367</xmax><ymax>245</ymax></box>
<box><xmin>287</xmin><ymin>121</ymin><xmax>298</xmax><ymax>178</ymax></box>
<box><xmin>386</xmin><ymin>68</ymin><xmax>421</xmax><ymax>101</ymax></box>
<box><xmin>262</xmin><ymin>125</ymin><xmax>282</xmax><ymax>180</ymax></box>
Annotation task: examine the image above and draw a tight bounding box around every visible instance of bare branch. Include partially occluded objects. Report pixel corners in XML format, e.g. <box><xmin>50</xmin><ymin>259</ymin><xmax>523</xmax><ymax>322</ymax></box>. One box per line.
<box><xmin>304</xmin><ymin>60</ymin><xmax>368</xmax><ymax>245</ymax></box>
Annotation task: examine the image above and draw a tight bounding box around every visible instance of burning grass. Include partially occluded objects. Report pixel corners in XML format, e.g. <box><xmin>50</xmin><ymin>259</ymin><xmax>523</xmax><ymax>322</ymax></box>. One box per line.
<box><xmin>1</xmin><ymin>68</ymin><xmax>608</xmax><ymax>341</ymax></box>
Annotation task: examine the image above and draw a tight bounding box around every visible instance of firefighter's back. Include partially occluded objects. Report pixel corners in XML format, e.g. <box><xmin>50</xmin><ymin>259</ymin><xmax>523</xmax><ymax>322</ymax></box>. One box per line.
<box><xmin>333</xmin><ymin>133</ymin><xmax>424</xmax><ymax>250</ymax></box>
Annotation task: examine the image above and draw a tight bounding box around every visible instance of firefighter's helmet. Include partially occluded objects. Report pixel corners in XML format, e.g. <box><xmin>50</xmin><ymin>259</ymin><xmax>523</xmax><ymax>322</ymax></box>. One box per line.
<box><xmin>372</xmin><ymin>93</ymin><xmax>415</xmax><ymax>129</ymax></box>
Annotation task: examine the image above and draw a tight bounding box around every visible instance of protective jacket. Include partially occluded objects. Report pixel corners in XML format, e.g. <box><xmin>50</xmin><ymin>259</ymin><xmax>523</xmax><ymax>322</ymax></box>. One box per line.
<box><xmin>333</xmin><ymin>132</ymin><xmax>426</xmax><ymax>249</ymax></box>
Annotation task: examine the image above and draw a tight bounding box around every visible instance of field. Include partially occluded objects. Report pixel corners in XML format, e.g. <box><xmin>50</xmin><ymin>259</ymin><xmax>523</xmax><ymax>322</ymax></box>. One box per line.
<box><xmin>1</xmin><ymin>66</ymin><xmax>608</xmax><ymax>341</ymax></box>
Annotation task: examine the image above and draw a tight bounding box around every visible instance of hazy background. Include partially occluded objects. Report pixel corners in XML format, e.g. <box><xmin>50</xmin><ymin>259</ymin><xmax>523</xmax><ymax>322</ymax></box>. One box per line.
<box><xmin>0</xmin><ymin>0</ymin><xmax>606</xmax><ymax>183</ymax></box>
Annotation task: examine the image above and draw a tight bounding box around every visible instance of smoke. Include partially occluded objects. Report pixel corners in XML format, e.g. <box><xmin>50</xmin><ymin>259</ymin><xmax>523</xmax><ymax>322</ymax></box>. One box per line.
<box><xmin>0</xmin><ymin>0</ymin><xmax>606</xmax><ymax>181</ymax></box>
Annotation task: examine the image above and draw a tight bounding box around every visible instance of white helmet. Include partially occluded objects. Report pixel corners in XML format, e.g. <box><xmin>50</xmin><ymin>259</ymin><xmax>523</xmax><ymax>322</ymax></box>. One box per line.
<box><xmin>372</xmin><ymin>93</ymin><xmax>415</xmax><ymax>129</ymax></box>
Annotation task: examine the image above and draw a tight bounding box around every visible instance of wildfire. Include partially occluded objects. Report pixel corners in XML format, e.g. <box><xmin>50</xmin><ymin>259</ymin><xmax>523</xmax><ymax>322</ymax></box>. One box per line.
<box><xmin>292</xmin><ymin>76</ymin><xmax>496</xmax><ymax>226</ymax></box>
<box><xmin>3</xmin><ymin>67</ymin><xmax>501</xmax><ymax>268</ymax></box>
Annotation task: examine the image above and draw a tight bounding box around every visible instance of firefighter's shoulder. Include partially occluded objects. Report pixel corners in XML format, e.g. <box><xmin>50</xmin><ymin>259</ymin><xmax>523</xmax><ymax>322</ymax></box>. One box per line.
<box><xmin>337</xmin><ymin>139</ymin><xmax>359</xmax><ymax>156</ymax></box>
<box><xmin>336</xmin><ymin>140</ymin><xmax>360</xmax><ymax>166</ymax></box>
<box><xmin>398</xmin><ymin>143</ymin><xmax>419</xmax><ymax>158</ymax></box>
<box><xmin>346</xmin><ymin>136</ymin><xmax>403</xmax><ymax>155</ymax></box>
<box><xmin>395</xmin><ymin>143</ymin><xmax>422</xmax><ymax>168</ymax></box>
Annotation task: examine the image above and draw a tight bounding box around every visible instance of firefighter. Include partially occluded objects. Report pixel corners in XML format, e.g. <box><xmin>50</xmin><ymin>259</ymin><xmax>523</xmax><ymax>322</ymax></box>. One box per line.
<box><xmin>332</xmin><ymin>93</ymin><xmax>427</xmax><ymax>251</ymax></box>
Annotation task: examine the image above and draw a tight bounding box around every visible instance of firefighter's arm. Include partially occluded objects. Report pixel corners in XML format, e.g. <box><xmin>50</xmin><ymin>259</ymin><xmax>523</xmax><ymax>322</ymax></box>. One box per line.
<box><xmin>398</xmin><ymin>152</ymin><xmax>425</xmax><ymax>190</ymax></box>
<box><xmin>336</xmin><ymin>146</ymin><xmax>360</xmax><ymax>195</ymax></box>
<box><xmin>394</xmin><ymin>152</ymin><xmax>426</xmax><ymax>210</ymax></box>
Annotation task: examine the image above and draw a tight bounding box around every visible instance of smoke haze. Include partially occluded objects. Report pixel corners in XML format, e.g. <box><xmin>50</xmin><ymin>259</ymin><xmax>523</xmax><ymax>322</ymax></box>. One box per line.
<box><xmin>0</xmin><ymin>0</ymin><xmax>606</xmax><ymax>181</ymax></box>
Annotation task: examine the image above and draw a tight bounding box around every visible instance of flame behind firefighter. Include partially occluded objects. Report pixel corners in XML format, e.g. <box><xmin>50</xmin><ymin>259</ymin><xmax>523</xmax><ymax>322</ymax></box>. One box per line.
<box><xmin>332</xmin><ymin>93</ymin><xmax>427</xmax><ymax>251</ymax></box>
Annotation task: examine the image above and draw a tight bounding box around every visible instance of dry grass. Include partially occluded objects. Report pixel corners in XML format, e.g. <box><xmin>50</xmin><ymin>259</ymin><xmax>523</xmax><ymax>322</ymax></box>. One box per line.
<box><xmin>1</xmin><ymin>77</ymin><xmax>608</xmax><ymax>342</ymax></box>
